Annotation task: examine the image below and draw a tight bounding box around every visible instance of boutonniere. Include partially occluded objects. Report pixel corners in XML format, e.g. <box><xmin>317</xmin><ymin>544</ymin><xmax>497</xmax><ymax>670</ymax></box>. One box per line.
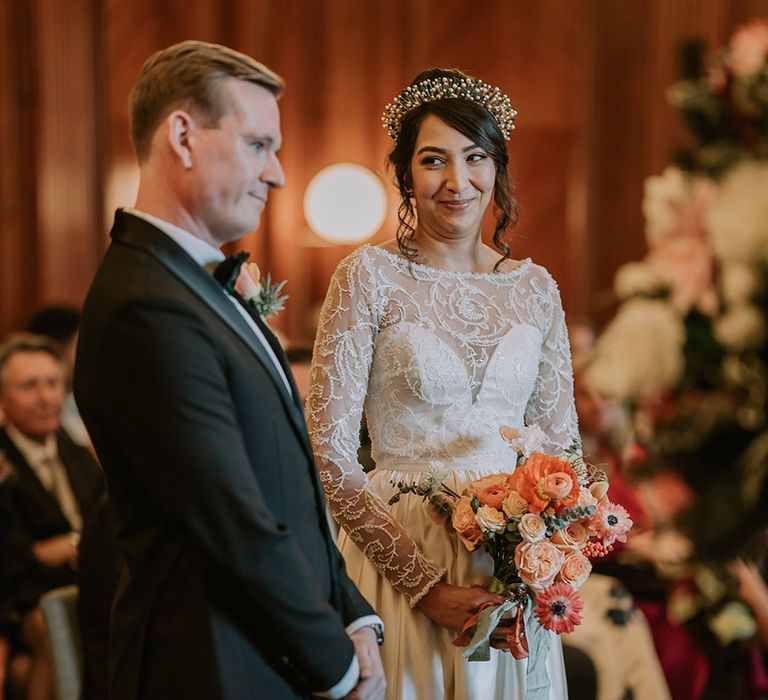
<box><xmin>236</xmin><ymin>261</ymin><xmax>288</xmax><ymax>318</ymax></box>
<box><xmin>213</xmin><ymin>251</ymin><xmax>288</xmax><ymax>317</ymax></box>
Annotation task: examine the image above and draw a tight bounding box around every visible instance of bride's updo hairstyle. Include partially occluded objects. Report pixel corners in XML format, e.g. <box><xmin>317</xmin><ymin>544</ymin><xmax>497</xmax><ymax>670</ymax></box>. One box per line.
<box><xmin>384</xmin><ymin>68</ymin><xmax>518</xmax><ymax>271</ymax></box>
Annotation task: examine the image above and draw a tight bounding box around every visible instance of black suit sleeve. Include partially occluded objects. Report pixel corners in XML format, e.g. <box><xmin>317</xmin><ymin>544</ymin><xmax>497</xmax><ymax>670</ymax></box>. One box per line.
<box><xmin>81</xmin><ymin>300</ymin><xmax>356</xmax><ymax>692</ymax></box>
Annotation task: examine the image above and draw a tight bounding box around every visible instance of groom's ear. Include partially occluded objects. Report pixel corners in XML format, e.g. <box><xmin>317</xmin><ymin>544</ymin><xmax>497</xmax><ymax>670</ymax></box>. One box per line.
<box><xmin>166</xmin><ymin>110</ymin><xmax>196</xmax><ymax>170</ymax></box>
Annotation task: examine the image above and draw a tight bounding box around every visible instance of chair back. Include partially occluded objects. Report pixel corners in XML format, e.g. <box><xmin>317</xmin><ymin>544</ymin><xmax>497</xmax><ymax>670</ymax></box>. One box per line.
<box><xmin>40</xmin><ymin>585</ymin><xmax>82</xmax><ymax>700</ymax></box>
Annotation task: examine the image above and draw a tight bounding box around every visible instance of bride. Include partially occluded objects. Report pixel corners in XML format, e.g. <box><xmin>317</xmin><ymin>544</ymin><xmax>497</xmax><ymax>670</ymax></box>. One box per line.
<box><xmin>306</xmin><ymin>68</ymin><xmax>577</xmax><ymax>699</ymax></box>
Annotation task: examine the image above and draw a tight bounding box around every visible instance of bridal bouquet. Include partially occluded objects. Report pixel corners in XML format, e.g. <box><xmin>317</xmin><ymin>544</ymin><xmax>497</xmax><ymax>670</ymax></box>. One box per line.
<box><xmin>389</xmin><ymin>425</ymin><xmax>632</xmax><ymax>664</ymax></box>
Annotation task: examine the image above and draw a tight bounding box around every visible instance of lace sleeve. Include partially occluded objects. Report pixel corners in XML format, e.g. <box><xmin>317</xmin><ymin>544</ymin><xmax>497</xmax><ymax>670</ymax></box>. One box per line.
<box><xmin>524</xmin><ymin>271</ymin><xmax>580</xmax><ymax>455</ymax></box>
<box><xmin>306</xmin><ymin>252</ymin><xmax>445</xmax><ymax>607</ymax></box>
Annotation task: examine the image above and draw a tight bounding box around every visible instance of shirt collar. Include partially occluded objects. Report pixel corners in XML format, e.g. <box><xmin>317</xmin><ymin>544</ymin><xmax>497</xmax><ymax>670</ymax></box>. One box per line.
<box><xmin>5</xmin><ymin>423</ymin><xmax>57</xmax><ymax>467</ymax></box>
<box><xmin>126</xmin><ymin>208</ymin><xmax>225</xmax><ymax>268</ymax></box>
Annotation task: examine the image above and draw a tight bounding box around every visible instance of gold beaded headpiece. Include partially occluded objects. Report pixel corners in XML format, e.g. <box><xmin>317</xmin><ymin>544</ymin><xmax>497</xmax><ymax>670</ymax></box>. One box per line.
<box><xmin>381</xmin><ymin>75</ymin><xmax>517</xmax><ymax>142</ymax></box>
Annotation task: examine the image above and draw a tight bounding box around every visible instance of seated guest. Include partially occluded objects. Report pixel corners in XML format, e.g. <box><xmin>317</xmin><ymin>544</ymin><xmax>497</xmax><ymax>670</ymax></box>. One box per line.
<box><xmin>1</xmin><ymin>456</ymin><xmax>30</xmax><ymax>700</ymax></box>
<box><xmin>27</xmin><ymin>306</ymin><xmax>90</xmax><ymax>447</ymax></box>
<box><xmin>0</xmin><ymin>334</ymin><xmax>104</xmax><ymax>700</ymax></box>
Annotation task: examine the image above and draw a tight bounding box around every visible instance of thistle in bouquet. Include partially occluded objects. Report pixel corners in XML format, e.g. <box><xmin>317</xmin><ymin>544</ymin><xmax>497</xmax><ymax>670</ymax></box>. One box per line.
<box><xmin>389</xmin><ymin>425</ymin><xmax>633</xmax><ymax>668</ymax></box>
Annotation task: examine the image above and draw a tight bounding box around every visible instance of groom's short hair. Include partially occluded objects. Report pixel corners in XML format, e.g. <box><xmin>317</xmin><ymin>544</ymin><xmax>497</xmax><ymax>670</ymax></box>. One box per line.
<box><xmin>129</xmin><ymin>40</ymin><xmax>285</xmax><ymax>163</ymax></box>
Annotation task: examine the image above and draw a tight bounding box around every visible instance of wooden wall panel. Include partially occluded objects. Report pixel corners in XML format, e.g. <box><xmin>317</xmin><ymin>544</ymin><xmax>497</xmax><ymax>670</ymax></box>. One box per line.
<box><xmin>34</xmin><ymin>0</ymin><xmax>102</xmax><ymax>306</ymax></box>
<box><xmin>3</xmin><ymin>0</ymin><xmax>768</xmax><ymax>341</ymax></box>
<box><xmin>0</xmin><ymin>0</ymin><xmax>39</xmax><ymax>333</ymax></box>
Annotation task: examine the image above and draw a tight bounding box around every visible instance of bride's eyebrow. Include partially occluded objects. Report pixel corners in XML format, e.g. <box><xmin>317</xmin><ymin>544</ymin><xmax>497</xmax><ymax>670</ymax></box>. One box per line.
<box><xmin>416</xmin><ymin>144</ymin><xmax>481</xmax><ymax>156</ymax></box>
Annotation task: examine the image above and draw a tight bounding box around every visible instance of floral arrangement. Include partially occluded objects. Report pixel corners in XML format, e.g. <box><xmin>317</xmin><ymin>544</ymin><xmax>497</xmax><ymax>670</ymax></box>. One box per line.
<box><xmin>389</xmin><ymin>426</ymin><xmax>632</xmax><ymax>665</ymax></box>
<box><xmin>585</xmin><ymin>19</ymin><xmax>768</xmax><ymax>656</ymax></box>
<box><xmin>668</xmin><ymin>19</ymin><xmax>768</xmax><ymax>175</ymax></box>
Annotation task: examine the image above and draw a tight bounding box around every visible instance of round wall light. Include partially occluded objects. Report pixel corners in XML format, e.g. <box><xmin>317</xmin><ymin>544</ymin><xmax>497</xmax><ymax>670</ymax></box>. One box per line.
<box><xmin>303</xmin><ymin>163</ymin><xmax>387</xmax><ymax>244</ymax></box>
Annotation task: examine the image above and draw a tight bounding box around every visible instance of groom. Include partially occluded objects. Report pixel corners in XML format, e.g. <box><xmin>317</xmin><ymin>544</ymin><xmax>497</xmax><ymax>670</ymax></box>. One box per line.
<box><xmin>74</xmin><ymin>41</ymin><xmax>384</xmax><ymax>700</ymax></box>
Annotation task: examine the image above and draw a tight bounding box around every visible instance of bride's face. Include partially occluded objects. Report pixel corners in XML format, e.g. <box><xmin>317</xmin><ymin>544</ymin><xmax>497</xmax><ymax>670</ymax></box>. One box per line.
<box><xmin>409</xmin><ymin>114</ymin><xmax>495</xmax><ymax>240</ymax></box>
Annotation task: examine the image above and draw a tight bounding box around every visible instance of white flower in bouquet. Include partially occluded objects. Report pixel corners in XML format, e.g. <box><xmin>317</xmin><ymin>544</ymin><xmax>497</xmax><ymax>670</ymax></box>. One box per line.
<box><xmin>586</xmin><ymin>299</ymin><xmax>685</xmax><ymax>401</ymax></box>
<box><xmin>518</xmin><ymin>513</ymin><xmax>547</xmax><ymax>542</ymax></box>
<box><xmin>721</xmin><ymin>261</ymin><xmax>763</xmax><ymax>305</ymax></box>
<box><xmin>642</xmin><ymin>166</ymin><xmax>691</xmax><ymax>246</ymax></box>
<box><xmin>614</xmin><ymin>261</ymin><xmax>664</xmax><ymax>299</ymax></box>
<box><xmin>713</xmin><ymin>303</ymin><xmax>768</xmax><ymax>352</ymax></box>
<box><xmin>705</xmin><ymin>160</ymin><xmax>768</xmax><ymax>262</ymax></box>
<box><xmin>498</xmin><ymin>424</ymin><xmax>547</xmax><ymax>458</ymax></box>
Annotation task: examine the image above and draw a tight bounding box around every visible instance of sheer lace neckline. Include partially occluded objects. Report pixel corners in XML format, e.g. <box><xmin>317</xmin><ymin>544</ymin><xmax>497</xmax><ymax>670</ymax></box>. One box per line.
<box><xmin>366</xmin><ymin>245</ymin><xmax>533</xmax><ymax>281</ymax></box>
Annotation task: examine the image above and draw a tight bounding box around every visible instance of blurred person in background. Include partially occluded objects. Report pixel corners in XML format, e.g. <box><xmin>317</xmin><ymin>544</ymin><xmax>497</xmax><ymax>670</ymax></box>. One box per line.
<box><xmin>0</xmin><ymin>334</ymin><xmax>104</xmax><ymax>700</ymax></box>
<box><xmin>27</xmin><ymin>306</ymin><xmax>90</xmax><ymax>447</ymax></box>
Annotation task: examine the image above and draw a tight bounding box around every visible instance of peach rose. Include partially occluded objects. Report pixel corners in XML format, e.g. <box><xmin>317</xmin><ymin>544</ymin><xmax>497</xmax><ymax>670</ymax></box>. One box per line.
<box><xmin>452</xmin><ymin>496</ymin><xmax>483</xmax><ymax>551</ymax></box>
<box><xmin>586</xmin><ymin>482</ymin><xmax>607</xmax><ymax>503</ymax></box>
<box><xmin>502</xmin><ymin>490</ymin><xmax>528</xmax><ymax>518</ymax></box>
<box><xmin>514</xmin><ymin>541</ymin><xmax>565</xmax><ymax>592</ymax></box>
<box><xmin>472</xmin><ymin>474</ymin><xmax>510</xmax><ymax>510</ymax></box>
<box><xmin>557</xmin><ymin>552</ymin><xmax>592</xmax><ymax>590</ymax></box>
<box><xmin>508</xmin><ymin>453</ymin><xmax>579</xmax><ymax>514</ymax></box>
<box><xmin>518</xmin><ymin>513</ymin><xmax>547</xmax><ymax>543</ymax></box>
<box><xmin>475</xmin><ymin>505</ymin><xmax>506</xmax><ymax>533</ymax></box>
<box><xmin>551</xmin><ymin>522</ymin><xmax>589</xmax><ymax>551</ymax></box>
<box><xmin>234</xmin><ymin>262</ymin><xmax>262</xmax><ymax>301</ymax></box>
<box><xmin>539</xmin><ymin>472</ymin><xmax>574</xmax><ymax>500</ymax></box>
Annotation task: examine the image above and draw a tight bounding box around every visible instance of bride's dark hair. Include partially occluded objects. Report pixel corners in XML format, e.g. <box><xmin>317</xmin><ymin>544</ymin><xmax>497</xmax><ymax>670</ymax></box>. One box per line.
<box><xmin>387</xmin><ymin>68</ymin><xmax>518</xmax><ymax>271</ymax></box>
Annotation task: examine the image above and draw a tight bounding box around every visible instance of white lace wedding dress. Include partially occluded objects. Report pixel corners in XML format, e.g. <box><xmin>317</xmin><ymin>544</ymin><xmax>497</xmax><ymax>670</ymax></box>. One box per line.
<box><xmin>306</xmin><ymin>246</ymin><xmax>578</xmax><ymax>700</ymax></box>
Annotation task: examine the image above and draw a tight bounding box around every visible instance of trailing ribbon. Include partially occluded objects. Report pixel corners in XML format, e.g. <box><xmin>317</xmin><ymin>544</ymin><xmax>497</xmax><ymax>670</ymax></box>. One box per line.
<box><xmin>451</xmin><ymin>595</ymin><xmax>551</xmax><ymax>699</ymax></box>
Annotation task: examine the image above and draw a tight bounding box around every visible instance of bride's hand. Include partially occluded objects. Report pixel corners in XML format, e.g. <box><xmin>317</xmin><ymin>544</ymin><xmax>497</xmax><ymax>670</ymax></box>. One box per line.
<box><xmin>416</xmin><ymin>581</ymin><xmax>506</xmax><ymax>632</ymax></box>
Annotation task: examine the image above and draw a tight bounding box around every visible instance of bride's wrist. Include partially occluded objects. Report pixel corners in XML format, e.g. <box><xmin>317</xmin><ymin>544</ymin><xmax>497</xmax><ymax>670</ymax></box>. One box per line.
<box><xmin>416</xmin><ymin>579</ymin><xmax>447</xmax><ymax>615</ymax></box>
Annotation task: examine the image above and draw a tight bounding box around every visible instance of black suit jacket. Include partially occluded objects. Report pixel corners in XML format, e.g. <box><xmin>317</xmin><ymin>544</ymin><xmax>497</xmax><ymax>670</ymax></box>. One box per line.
<box><xmin>0</xmin><ymin>427</ymin><xmax>104</xmax><ymax>612</ymax></box>
<box><xmin>74</xmin><ymin>211</ymin><xmax>373</xmax><ymax>700</ymax></box>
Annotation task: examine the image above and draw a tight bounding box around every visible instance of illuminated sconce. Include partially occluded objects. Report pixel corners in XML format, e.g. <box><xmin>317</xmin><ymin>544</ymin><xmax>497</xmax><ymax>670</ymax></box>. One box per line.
<box><xmin>303</xmin><ymin>163</ymin><xmax>387</xmax><ymax>244</ymax></box>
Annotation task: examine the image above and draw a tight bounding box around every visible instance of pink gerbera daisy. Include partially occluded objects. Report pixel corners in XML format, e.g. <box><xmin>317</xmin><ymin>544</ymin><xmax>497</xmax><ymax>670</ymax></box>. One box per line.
<box><xmin>534</xmin><ymin>582</ymin><xmax>584</xmax><ymax>633</ymax></box>
<box><xmin>591</xmin><ymin>501</ymin><xmax>633</xmax><ymax>545</ymax></box>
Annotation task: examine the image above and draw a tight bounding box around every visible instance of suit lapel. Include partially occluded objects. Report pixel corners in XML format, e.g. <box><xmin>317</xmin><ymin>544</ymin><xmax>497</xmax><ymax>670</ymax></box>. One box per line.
<box><xmin>111</xmin><ymin>211</ymin><xmax>313</xmax><ymax>460</ymax></box>
<box><xmin>0</xmin><ymin>430</ymin><xmax>69</xmax><ymax>530</ymax></box>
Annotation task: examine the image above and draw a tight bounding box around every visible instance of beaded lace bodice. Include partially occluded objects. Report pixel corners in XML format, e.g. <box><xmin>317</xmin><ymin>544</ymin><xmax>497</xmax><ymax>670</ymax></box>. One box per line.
<box><xmin>306</xmin><ymin>246</ymin><xmax>579</xmax><ymax>606</ymax></box>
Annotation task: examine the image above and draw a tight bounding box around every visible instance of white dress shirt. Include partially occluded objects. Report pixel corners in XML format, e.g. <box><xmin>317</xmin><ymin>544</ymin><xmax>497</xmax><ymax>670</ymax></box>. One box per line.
<box><xmin>126</xmin><ymin>209</ymin><xmax>382</xmax><ymax>698</ymax></box>
<box><xmin>5</xmin><ymin>423</ymin><xmax>83</xmax><ymax>533</ymax></box>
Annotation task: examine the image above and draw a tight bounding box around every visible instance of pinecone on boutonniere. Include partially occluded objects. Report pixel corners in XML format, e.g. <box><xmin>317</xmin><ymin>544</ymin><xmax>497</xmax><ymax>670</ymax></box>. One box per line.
<box><xmin>214</xmin><ymin>252</ymin><xmax>288</xmax><ymax>317</ymax></box>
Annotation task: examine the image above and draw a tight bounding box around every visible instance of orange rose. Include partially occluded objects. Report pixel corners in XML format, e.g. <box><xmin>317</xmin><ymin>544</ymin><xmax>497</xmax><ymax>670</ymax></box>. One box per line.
<box><xmin>452</xmin><ymin>495</ymin><xmax>483</xmax><ymax>551</ymax></box>
<box><xmin>508</xmin><ymin>453</ymin><xmax>579</xmax><ymax>514</ymax></box>
<box><xmin>472</xmin><ymin>474</ymin><xmax>511</xmax><ymax>510</ymax></box>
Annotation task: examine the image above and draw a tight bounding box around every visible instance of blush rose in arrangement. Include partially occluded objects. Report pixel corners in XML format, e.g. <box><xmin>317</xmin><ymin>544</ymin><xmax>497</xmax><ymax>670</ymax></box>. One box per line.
<box><xmin>389</xmin><ymin>428</ymin><xmax>633</xmax><ymax>672</ymax></box>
